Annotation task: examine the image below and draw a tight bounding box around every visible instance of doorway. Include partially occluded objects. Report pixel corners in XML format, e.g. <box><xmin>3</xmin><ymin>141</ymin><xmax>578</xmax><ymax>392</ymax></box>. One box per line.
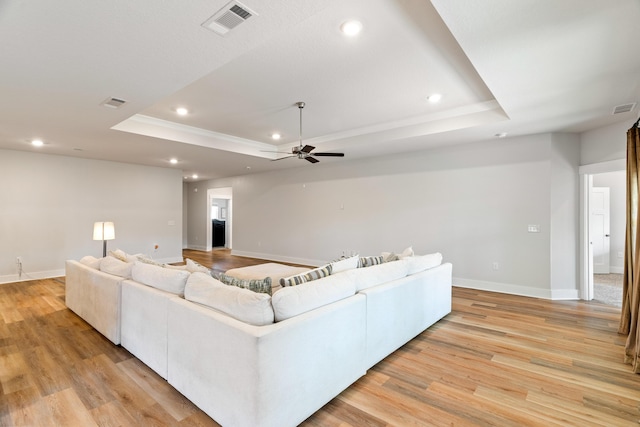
<box><xmin>207</xmin><ymin>187</ymin><xmax>233</xmax><ymax>251</ymax></box>
<box><xmin>590</xmin><ymin>187</ymin><xmax>611</xmax><ymax>274</ymax></box>
<box><xmin>579</xmin><ymin>159</ymin><xmax>625</xmax><ymax>304</ymax></box>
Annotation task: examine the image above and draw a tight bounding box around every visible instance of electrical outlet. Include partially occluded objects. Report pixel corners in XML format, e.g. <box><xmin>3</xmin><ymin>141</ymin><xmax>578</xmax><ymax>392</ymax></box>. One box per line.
<box><xmin>492</xmin><ymin>262</ymin><xmax>499</xmax><ymax>271</ymax></box>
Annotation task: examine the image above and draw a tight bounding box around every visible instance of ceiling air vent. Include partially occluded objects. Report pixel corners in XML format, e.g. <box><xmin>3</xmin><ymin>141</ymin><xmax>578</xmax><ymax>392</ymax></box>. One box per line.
<box><xmin>612</xmin><ymin>102</ymin><xmax>637</xmax><ymax>115</ymax></box>
<box><xmin>202</xmin><ymin>1</ymin><xmax>257</xmax><ymax>36</ymax></box>
<box><xmin>100</xmin><ymin>97</ymin><xmax>127</xmax><ymax>109</ymax></box>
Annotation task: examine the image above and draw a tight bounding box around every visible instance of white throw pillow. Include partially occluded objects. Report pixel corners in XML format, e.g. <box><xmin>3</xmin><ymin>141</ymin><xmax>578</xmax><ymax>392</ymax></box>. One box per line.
<box><xmin>185</xmin><ymin>258</ymin><xmax>211</xmax><ymax>274</ymax></box>
<box><xmin>271</xmin><ymin>273</ymin><xmax>356</xmax><ymax>322</ymax></box>
<box><xmin>79</xmin><ymin>255</ymin><xmax>101</xmax><ymax>269</ymax></box>
<box><xmin>100</xmin><ymin>256</ymin><xmax>133</xmax><ymax>278</ymax></box>
<box><xmin>108</xmin><ymin>249</ymin><xmax>129</xmax><ymax>262</ymax></box>
<box><xmin>381</xmin><ymin>246</ymin><xmax>414</xmax><ymax>262</ymax></box>
<box><xmin>132</xmin><ymin>261</ymin><xmax>190</xmax><ymax>296</ymax></box>
<box><xmin>344</xmin><ymin>259</ymin><xmax>409</xmax><ymax>291</ymax></box>
<box><xmin>135</xmin><ymin>255</ymin><xmax>165</xmax><ymax>267</ymax></box>
<box><xmin>330</xmin><ymin>255</ymin><xmax>360</xmax><ymax>274</ymax></box>
<box><xmin>406</xmin><ymin>252</ymin><xmax>443</xmax><ymax>275</ymax></box>
<box><xmin>185</xmin><ymin>272</ymin><xmax>274</xmax><ymax>326</ymax></box>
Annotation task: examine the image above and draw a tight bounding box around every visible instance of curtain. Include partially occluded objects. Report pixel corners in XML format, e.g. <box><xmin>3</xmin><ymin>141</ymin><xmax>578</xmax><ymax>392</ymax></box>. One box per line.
<box><xmin>619</xmin><ymin>118</ymin><xmax>640</xmax><ymax>372</ymax></box>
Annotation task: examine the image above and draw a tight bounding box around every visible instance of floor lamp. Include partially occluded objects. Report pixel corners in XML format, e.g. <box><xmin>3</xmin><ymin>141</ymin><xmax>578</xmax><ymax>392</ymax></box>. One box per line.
<box><xmin>93</xmin><ymin>222</ymin><xmax>115</xmax><ymax>257</ymax></box>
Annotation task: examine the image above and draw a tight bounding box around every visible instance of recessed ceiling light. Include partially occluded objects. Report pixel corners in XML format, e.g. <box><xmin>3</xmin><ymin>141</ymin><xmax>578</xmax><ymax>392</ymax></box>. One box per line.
<box><xmin>340</xmin><ymin>20</ymin><xmax>362</xmax><ymax>37</ymax></box>
<box><xmin>495</xmin><ymin>132</ymin><xmax>508</xmax><ymax>138</ymax></box>
<box><xmin>176</xmin><ymin>107</ymin><xmax>189</xmax><ymax>116</ymax></box>
<box><xmin>192</xmin><ymin>174</ymin><xmax>198</xmax><ymax>179</ymax></box>
<box><xmin>31</xmin><ymin>139</ymin><xmax>44</xmax><ymax>147</ymax></box>
<box><xmin>170</xmin><ymin>158</ymin><xmax>178</xmax><ymax>164</ymax></box>
<box><xmin>427</xmin><ymin>94</ymin><xmax>442</xmax><ymax>103</ymax></box>
<box><xmin>271</xmin><ymin>133</ymin><xmax>281</xmax><ymax>140</ymax></box>
<box><xmin>246</xmin><ymin>166</ymin><xmax>252</xmax><ymax>169</ymax></box>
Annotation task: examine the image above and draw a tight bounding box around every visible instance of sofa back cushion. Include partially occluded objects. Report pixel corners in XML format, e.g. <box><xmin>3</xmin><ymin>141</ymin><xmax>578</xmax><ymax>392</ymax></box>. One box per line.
<box><xmin>132</xmin><ymin>261</ymin><xmax>190</xmax><ymax>296</ymax></box>
<box><xmin>185</xmin><ymin>272</ymin><xmax>274</xmax><ymax>326</ymax></box>
<box><xmin>271</xmin><ymin>273</ymin><xmax>356</xmax><ymax>322</ymax></box>
<box><xmin>344</xmin><ymin>259</ymin><xmax>409</xmax><ymax>292</ymax></box>
<box><xmin>100</xmin><ymin>256</ymin><xmax>134</xmax><ymax>278</ymax></box>
<box><xmin>406</xmin><ymin>253</ymin><xmax>443</xmax><ymax>275</ymax></box>
<box><xmin>80</xmin><ymin>255</ymin><xmax>102</xmax><ymax>269</ymax></box>
<box><xmin>329</xmin><ymin>255</ymin><xmax>360</xmax><ymax>274</ymax></box>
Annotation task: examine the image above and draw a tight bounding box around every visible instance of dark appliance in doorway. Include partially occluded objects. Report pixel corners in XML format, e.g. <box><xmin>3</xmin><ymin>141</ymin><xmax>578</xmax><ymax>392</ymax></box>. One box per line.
<box><xmin>212</xmin><ymin>219</ymin><xmax>225</xmax><ymax>248</ymax></box>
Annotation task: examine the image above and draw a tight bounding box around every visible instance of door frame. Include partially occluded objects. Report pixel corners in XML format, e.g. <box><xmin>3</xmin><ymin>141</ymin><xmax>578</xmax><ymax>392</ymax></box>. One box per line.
<box><xmin>206</xmin><ymin>187</ymin><xmax>233</xmax><ymax>251</ymax></box>
<box><xmin>591</xmin><ymin>187</ymin><xmax>611</xmax><ymax>274</ymax></box>
<box><xmin>579</xmin><ymin>158</ymin><xmax>625</xmax><ymax>300</ymax></box>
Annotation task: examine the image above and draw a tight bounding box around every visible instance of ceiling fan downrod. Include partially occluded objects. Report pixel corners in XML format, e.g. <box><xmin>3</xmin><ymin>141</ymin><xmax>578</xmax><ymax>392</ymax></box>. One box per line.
<box><xmin>297</xmin><ymin>101</ymin><xmax>305</xmax><ymax>155</ymax></box>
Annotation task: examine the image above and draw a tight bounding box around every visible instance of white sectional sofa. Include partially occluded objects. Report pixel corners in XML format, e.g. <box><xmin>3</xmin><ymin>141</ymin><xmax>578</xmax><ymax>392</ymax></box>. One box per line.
<box><xmin>65</xmin><ymin>252</ymin><xmax>452</xmax><ymax>427</ymax></box>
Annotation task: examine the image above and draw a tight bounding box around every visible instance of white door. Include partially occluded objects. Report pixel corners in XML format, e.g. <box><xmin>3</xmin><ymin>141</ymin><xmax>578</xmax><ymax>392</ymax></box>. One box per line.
<box><xmin>591</xmin><ymin>187</ymin><xmax>611</xmax><ymax>274</ymax></box>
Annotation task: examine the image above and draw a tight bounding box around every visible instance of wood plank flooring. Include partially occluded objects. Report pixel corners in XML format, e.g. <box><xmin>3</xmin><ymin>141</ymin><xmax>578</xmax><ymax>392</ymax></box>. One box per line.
<box><xmin>0</xmin><ymin>249</ymin><xmax>638</xmax><ymax>426</ymax></box>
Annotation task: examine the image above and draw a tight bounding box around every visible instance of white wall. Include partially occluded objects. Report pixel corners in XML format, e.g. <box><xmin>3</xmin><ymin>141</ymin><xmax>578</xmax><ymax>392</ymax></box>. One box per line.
<box><xmin>549</xmin><ymin>133</ymin><xmax>580</xmax><ymax>297</ymax></box>
<box><xmin>186</xmin><ymin>183</ymin><xmax>208</xmax><ymax>250</ymax></box>
<box><xmin>187</xmin><ymin>132</ymin><xmax>581</xmax><ymax>299</ymax></box>
<box><xmin>0</xmin><ymin>149</ymin><xmax>184</xmax><ymax>283</ymax></box>
<box><xmin>182</xmin><ymin>182</ymin><xmax>189</xmax><ymax>248</ymax></box>
<box><xmin>581</xmin><ymin>119</ymin><xmax>630</xmax><ymax>165</ymax></box>
<box><xmin>580</xmin><ymin>118</ymin><xmax>630</xmax><ymax>277</ymax></box>
<box><xmin>593</xmin><ymin>170</ymin><xmax>625</xmax><ymax>273</ymax></box>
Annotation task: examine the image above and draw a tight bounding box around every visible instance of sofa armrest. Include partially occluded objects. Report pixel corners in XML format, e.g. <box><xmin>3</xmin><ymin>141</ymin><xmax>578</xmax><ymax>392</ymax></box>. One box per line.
<box><xmin>167</xmin><ymin>293</ymin><xmax>367</xmax><ymax>427</ymax></box>
<box><xmin>359</xmin><ymin>262</ymin><xmax>452</xmax><ymax>370</ymax></box>
<box><xmin>65</xmin><ymin>260</ymin><xmax>123</xmax><ymax>344</ymax></box>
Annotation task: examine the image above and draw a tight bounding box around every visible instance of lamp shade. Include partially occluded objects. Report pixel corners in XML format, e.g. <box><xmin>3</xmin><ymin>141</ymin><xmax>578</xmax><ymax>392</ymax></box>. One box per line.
<box><xmin>93</xmin><ymin>222</ymin><xmax>115</xmax><ymax>240</ymax></box>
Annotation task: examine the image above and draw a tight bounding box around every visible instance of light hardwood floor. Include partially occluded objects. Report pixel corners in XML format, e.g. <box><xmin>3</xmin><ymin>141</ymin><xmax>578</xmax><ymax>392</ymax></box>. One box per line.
<box><xmin>1</xmin><ymin>250</ymin><xmax>638</xmax><ymax>426</ymax></box>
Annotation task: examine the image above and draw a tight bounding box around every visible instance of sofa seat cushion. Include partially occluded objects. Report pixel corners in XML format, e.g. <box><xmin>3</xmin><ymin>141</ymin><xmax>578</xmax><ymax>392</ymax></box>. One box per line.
<box><xmin>406</xmin><ymin>252</ymin><xmax>443</xmax><ymax>275</ymax></box>
<box><xmin>132</xmin><ymin>261</ymin><xmax>190</xmax><ymax>296</ymax></box>
<box><xmin>271</xmin><ymin>273</ymin><xmax>356</xmax><ymax>322</ymax></box>
<box><xmin>344</xmin><ymin>259</ymin><xmax>410</xmax><ymax>292</ymax></box>
<box><xmin>185</xmin><ymin>272</ymin><xmax>274</xmax><ymax>326</ymax></box>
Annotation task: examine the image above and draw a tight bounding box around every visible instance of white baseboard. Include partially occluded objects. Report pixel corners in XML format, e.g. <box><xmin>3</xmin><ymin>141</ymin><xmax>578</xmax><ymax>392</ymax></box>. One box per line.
<box><xmin>610</xmin><ymin>266</ymin><xmax>624</xmax><ymax>274</ymax></box>
<box><xmin>0</xmin><ymin>268</ymin><xmax>65</xmax><ymax>285</ymax></box>
<box><xmin>230</xmin><ymin>250</ymin><xmax>322</xmax><ymax>267</ymax></box>
<box><xmin>186</xmin><ymin>245</ymin><xmax>210</xmax><ymax>251</ymax></box>
<box><xmin>454</xmin><ymin>277</ymin><xmax>580</xmax><ymax>300</ymax></box>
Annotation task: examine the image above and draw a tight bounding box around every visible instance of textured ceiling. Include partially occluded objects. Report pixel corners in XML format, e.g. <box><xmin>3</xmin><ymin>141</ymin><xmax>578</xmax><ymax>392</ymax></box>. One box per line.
<box><xmin>0</xmin><ymin>0</ymin><xmax>638</xmax><ymax>181</ymax></box>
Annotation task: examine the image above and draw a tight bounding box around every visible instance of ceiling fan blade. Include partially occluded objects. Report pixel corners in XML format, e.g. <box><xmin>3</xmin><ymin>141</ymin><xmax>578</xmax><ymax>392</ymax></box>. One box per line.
<box><xmin>300</xmin><ymin>145</ymin><xmax>315</xmax><ymax>153</ymax></box>
<box><xmin>305</xmin><ymin>156</ymin><xmax>319</xmax><ymax>164</ymax></box>
<box><xmin>311</xmin><ymin>152</ymin><xmax>345</xmax><ymax>157</ymax></box>
<box><xmin>271</xmin><ymin>155</ymin><xmax>296</xmax><ymax>162</ymax></box>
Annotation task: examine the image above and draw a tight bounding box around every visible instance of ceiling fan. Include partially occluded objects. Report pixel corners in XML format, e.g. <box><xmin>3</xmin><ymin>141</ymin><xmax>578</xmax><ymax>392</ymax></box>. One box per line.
<box><xmin>271</xmin><ymin>102</ymin><xmax>345</xmax><ymax>164</ymax></box>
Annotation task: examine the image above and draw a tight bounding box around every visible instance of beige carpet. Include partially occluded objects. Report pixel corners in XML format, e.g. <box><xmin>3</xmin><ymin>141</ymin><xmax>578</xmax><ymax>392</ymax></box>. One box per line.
<box><xmin>594</xmin><ymin>273</ymin><xmax>622</xmax><ymax>308</ymax></box>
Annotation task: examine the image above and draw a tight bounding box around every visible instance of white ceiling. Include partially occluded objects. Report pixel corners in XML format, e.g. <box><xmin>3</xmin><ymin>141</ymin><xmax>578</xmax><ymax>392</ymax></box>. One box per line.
<box><xmin>1</xmin><ymin>0</ymin><xmax>639</xmax><ymax>181</ymax></box>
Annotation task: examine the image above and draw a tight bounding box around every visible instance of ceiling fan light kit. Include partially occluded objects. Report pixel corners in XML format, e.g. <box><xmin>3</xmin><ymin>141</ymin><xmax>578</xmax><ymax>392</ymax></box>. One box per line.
<box><xmin>272</xmin><ymin>102</ymin><xmax>345</xmax><ymax>164</ymax></box>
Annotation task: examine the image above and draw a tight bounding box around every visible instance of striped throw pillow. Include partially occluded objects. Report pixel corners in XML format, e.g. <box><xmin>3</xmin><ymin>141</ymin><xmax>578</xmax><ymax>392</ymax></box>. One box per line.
<box><xmin>280</xmin><ymin>264</ymin><xmax>333</xmax><ymax>287</ymax></box>
<box><xmin>217</xmin><ymin>273</ymin><xmax>272</xmax><ymax>295</ymax></box>
<box><xmin>359</xmin><ymin>256</ymin><xmax>384</xmax><ymax>268</ymax></box>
